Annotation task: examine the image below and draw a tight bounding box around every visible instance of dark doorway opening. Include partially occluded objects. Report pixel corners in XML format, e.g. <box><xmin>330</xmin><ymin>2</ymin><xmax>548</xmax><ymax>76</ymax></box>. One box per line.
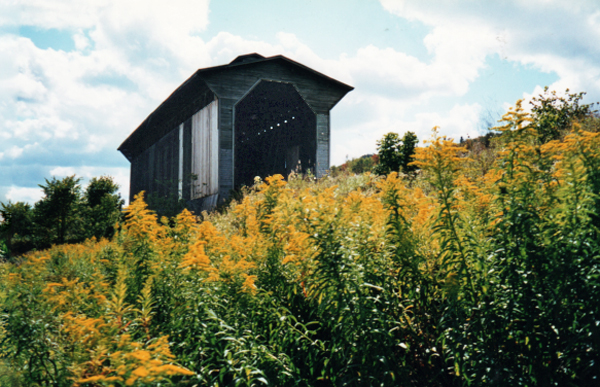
<box><xmin>234</xmin><ymin>80</ymin><xmax>316</xmax><ymax>188</ymax></box>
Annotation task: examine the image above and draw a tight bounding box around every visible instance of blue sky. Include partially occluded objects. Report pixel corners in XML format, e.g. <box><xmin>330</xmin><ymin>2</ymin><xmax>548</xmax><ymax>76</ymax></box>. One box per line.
<box><xmin>1</xmin><ymin>0</ymin><xmax>598</xmax><ymax>204</ymax></box>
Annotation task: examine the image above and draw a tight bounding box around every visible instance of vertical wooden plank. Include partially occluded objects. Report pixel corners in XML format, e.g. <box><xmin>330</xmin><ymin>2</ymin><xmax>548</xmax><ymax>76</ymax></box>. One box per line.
<box><xmin>129</xmin><ymin>128</ymin><xmax>180</xmax><ymax>202</ymax></box>
<box><xmin>129</xmin><ymin>158</ymin><xmax>138</xmax><ymax>203</ymax></box>
<box><xmin>210</xmin><ymin>99</ymin><xmax>219</xmax><ymax>195</ymax></box>
<box><xmin>171</xmin><ymin>129</ymin><xmax>178</xmax><ymax>198</ymax></box>
<box><xmin>219</xmin><ymin>98</ymin><xmax>234</xmax><ymax>198</ymax></box>
<box><xmin>182</xmin><ymin>118</ymin><xmax>192</xmax><ymax>201</ymax></box>
<box><xmin>148</xmin><ymin>146</ymin><xmax>155</xmax><ymax>195</ymax></box>
<box><xmin>191</xmin><ymin>107</ymin><xmax>201</xmax><ymax>199</ymax></box>
<box><xmin>315</xmin><ymin>113</ymin><xmax>330</xmax><ymax>177</ymax></box>
<box><xmin>219</xmin><ymin>147</ymin><xmax>232</xmax><ymax>200</ymax></box>
<box><xmin>178</xmin><ymin>124</ymin><xmax>184</xmax><ymax>199</ymax></box>
<box><xmin>191</xmin><ymin>100</ymin><xmax>219</xmax><ymax>200</ymax></box>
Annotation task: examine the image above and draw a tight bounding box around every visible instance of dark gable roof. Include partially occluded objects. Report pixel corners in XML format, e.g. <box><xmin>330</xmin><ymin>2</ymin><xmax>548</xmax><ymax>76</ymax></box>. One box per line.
<box><xmin>229</xmin><ymin>53</ymin><xmax>265</xmax><ymax>65</ymax></box>
<box><xmin>193</xmin><ymin>53</ymin><xmax>353</xmax><ymax>92</ymax></box>
<box><xmin>118</xmin><ymin>54</ymin><xmax>353</xmax><ymax>162</ymax></box>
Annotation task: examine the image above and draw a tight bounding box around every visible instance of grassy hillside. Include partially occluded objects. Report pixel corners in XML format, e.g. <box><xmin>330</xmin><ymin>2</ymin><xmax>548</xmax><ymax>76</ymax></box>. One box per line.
<box><xmin>1</xmin><ymin>102</ymin><xmax>600</xmax><ymax>386</ymax></box>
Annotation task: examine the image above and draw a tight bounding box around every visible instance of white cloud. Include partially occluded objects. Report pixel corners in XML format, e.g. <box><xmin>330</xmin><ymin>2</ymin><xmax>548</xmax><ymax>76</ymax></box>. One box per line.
<box><xmin>1</xmin><ymin>0</ymin><xmax>501</xmax><ymax>182</ymax></box>
<box><xmin>1</xmin><ymin>0</ymin><xmax>210</xmax><ymax>34</ymax></box>
<box><xmin>0</xmin><ymin>0</ymin><xmax>104</xmax><ymax>29</ymax></box>
<box><xmin>5</xmin><ymin>186</ymin><xmax>44</xmax><ymax>204</ymax></box>
<box><xmin>2</xmin><ymin>0</ymin><xmax>600</xmax><ymax>200</ymax></box>
<box><xmin>5</xmin><ymin>145</ymin><xmax>25</xmax><ymax>159</ymax></box>
<box><xmin>0</xmin><ymin>1</ymin><xmax>214</xmax><ymax>205</ymax></box>
<box><xmin>48</xmin><ymin>166</ymin><xmax>76</xmax><ymax>176</ymax></box>
<box><xmin>379</xmin><ymin>0</ymin><xmax>600</xmax><ymax>104</ymax></box>
<box><xmin>330</xmin><ymin>100</ymin><xmax>483</xmax><ymax>165</ymax></box>
<box><xmin>413</xmin><ymin>103</ymin><xmax>483</xmax><ymax>141</ymax></box>
<box><xmin>73</xmin><ymin>30</ymin><xmax>90</xmax><ymax>51</ymax></box>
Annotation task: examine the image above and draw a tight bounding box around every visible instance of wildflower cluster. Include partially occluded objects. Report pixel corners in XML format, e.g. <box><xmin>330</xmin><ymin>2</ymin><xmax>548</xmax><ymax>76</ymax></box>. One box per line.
<box><xmin>1</xmin><ymin>98</ymin><xmax>600</xmax><ymax>386</ymax></box>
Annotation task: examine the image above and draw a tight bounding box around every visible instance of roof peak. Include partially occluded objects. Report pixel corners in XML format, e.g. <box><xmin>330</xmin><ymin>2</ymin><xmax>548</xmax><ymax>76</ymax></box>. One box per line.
<box><xmin>229</xmin><ymin>53</ymin><xmax>265</xmax><ymax>65</ymax></box>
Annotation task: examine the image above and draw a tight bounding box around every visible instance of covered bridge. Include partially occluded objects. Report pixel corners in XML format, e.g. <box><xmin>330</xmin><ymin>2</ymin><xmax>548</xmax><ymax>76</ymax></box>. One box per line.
<box><xmin>118</xmin><ymin>53</ymin><xmax>353</xmax><ymax>211</ymax></box>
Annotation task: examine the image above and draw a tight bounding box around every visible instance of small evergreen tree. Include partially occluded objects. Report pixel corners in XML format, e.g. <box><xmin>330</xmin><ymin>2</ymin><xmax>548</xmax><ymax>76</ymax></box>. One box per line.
<box><xmin>373</xmin><ymin>131</ymin><xmax>419</xmax><ymax>175</ymax></box>
<box><xmin>399</xmin><ymin>131</ymin><xmax>418</xmax><ymax>175</ymax></box>
<box><xmin>373</xmin><ymin>132</ymin><xmax>402</xmax><ymax>175</ymax></box>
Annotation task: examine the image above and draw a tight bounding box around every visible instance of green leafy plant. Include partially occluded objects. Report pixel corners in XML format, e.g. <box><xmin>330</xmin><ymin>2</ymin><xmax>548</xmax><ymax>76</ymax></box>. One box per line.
<box><xmin>373</xmin><ymin>131</ymin><xmax>419</xmax><ymax>176</ymax></box>
<box><xmin>1</xmin><ymin>92</ymin><xmax>599</xmax><ymax>386</ymax></box>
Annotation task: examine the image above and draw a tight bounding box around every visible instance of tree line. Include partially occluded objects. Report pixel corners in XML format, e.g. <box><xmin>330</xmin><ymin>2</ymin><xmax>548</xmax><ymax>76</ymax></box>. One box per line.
<box><xmin>0</xmin><ymin>176</ymin><xmax>123</xmax><ymax>259</ymax></box>
<box><xmin>2</xmin><ymin>88</ymin><xmax>595</xmax><ymax>260</ymax></box>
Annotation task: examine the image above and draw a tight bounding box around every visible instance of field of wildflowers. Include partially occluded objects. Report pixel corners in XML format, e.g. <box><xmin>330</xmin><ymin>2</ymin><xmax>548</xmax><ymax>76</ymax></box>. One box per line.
<box><xmin>1</xmin><ymin>101</ymin><xmax>600</xmax><ymax>386</ymax></box>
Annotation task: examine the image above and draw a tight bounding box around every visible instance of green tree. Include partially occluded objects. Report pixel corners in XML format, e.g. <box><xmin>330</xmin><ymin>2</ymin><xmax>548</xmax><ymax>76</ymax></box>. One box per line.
<box><xmin>373</xmin><ymin>132</ymin><xmax>402</xmax><ymax>175</ymax></box>
<box><xmin>530</xmin><ymin>87</ymin><xmax>597</xmax><ymax>143</ymax></box>
<box><xmin>33</xmin><ymin>175</ymin><xmax>83</xmax><ymax>247</ymax></box>
<box><xmin>348</xmin><ymin>155</ymin><xmax>376</xmax><ymax>174</ymax></box>
<box><xmin>0</xmin><ymin>201</ymin><xmax>34</xmax><ymax>257</ymax></box>
<box><xmin>399</xmin><ymin>131</ymin><xmax>418</xmax><ymax>175</ymax></box>
<box><xmin>84</xmin><ymin>176</ymin><xmax>124</xmax><ymax>240</ymax></box>
<box><xmin>373</xmin><ymin>131</ymin><xmax>419</xmax><ymax>175</ymax></box>
<box><xmin>0</xmin><ymin>239</ymin><xmax>7</xmax><ymax>261</ymax></box>
<box><xmin>1</xmin><ymin>175</ymin><xmax>124</xmax><ymax>256</ymax></box>
<box><xmin>330</xmin><ymin>155</ymin><xmax>377</xmax><ymax>176</ymax></box>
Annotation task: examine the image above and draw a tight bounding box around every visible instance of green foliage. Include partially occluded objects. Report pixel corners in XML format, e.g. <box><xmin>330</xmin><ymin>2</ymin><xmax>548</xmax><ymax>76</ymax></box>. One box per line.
<box><xmin>399</xmin><ymin>131</ymin><xmax>418</xmax><ymax>175</ymax></box>
<box><xmin>329</xmin><ymin>155</ymin><xmax>377</xmax><ymax>176</ymax></box>
<box><xmin>373</xmin><ymin>132</ymin><xmax>402</xmax><ymax>175</ymax></box>
<box><xmin>530</xmin><ymin>87</ymin><xmax>597</xmax><ymax>143</ymax></box>
<box><xmin>0</xmin><ymin>240</ymin><xmax>7</xmax><ymax>261</ymax></box>
<box><xmin>34</xmin><ymin>175</ymin><xmax>84</xmax><ymax>247</ymax></box>
<box><xmin>373</xmin><ymin>131</ymin><xmax>419</xmax><ymax>176</ymax></box>
<box><xmin>580</xmin><ymin>114</ymin><xmax>600</xmax><ymax>133</ymax></box>
<box><xmin>0</xmin><ymin>201</ymin><xmax>34</xmax><ymax>257</ymax></box>
<box><xmin>1</xmin><ymin>92</ymin><xmax>600</xmax><ymax>386</ymax></box>
<box><xmin>146</xmin><ymin>191</ymin><xmax>187</xmax><ymax>220</ymax></box>
<box><xmin>0</xmin><ymin>175</ymin><xmax>123</xmax><ymax>257</ymax></box>
<box><xmin>85</xmin><ymin>176</ymin><xmax>125</xmax><ymax>240</ymax></box>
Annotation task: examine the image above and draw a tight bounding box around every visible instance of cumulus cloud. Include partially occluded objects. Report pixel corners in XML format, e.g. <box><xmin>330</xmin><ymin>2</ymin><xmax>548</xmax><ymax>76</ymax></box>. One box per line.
<box><xmin>319</xmin><ymin>0</ymin><xmax>600</xmax><ymax>162</ymax></box>
<box><xmin>0</xmin><ymin>0</ymin><xmax>212</xmax><ymax>203</ymax></box>
<box><xmin>2</xmin><ymin>0</ymin><xmax>599</xmax><ymax>203</ymax></box>
<box><xmin>379</xmin><ymin>0</ymin><xmax>600</xmax><ymax>103</ymax></box>
<box><xmin>4</xmin><ymin>186</ymin><xmax>44</xmax><ymax>204</ymax></box>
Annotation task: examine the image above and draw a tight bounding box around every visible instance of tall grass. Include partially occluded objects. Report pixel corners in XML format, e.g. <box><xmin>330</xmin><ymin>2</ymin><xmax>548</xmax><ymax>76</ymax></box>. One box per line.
<box><xmin>1</xmin><ymin>106</ymin><xmax>599</xmax><ymax>386</ymax></box>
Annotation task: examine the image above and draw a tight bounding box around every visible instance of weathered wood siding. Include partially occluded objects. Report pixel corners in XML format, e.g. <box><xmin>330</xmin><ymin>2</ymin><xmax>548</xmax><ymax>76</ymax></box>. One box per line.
<box><xmin>181</xmin><ymin>118</ymin><xmax>192</xmax><ymax>201</ymax></box>
<box><xmin>129</xmin><ymin>127</ymin><xmax>179</xmax><ymax>202</ymax></box>
<box><xmin>121</xmin><ymin>55</ymin><xmax>353</xmax><ymax>211</ymax></box>
<box><xmin>191</xmin><ymin>100</ymin><xmax>219</xmax><ymax>199</ymax></box>
<box><xmin>218</xmin><ymin>98</ymin><xmax>236</xmax><ymax>199</ymax></box>
<box><xmin>315</xmin><ymin>113</ymin><xmax>330</xmax><ymax>177</ymax></box>
<box><xmin>202</xmin><ymin>61</ymin><xmax>347</xmax><ymax>114</ymax></box>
